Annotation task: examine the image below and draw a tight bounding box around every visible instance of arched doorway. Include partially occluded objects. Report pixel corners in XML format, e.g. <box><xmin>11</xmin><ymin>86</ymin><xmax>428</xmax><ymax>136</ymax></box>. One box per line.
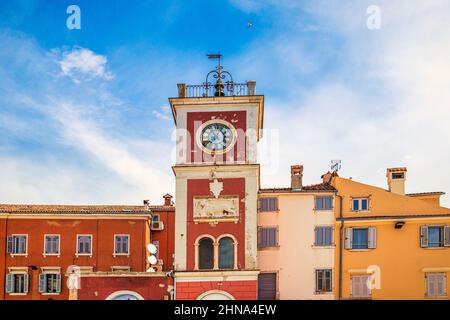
<box><xmin>197</xmin><ymin>290</ymin><xmax>235</xmax><ymax>300</ymax></box>
<box><xmin>106</xmin><ymin>290</ymin><xmax>144</xmax><ymax>300</ymax></box>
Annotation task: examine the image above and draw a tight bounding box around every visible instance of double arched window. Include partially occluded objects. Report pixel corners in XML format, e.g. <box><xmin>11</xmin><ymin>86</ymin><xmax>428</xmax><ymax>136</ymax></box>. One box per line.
<box><xmin>195</xmin><ymin>235</ymin><xmax>237</xmax><ymax>270</ymax></box>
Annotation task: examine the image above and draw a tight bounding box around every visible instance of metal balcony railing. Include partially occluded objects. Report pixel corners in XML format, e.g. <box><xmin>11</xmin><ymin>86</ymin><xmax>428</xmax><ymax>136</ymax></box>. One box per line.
<box><xmin>177</xmin><ymin>81</ymin><xmax>256</xmax><ymax>98</ymax></box>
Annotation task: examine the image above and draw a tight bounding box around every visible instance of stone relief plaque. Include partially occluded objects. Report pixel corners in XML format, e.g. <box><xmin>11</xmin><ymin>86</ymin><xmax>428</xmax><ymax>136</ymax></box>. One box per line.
<box><xmin>193</xmin><ymin>196</ymin><xmax>239</xmax><ymax>222</ymax></box>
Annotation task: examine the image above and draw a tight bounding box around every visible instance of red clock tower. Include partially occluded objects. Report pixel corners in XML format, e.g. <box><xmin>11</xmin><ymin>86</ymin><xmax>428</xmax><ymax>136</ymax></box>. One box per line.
<box><xmin>170</xmin><ymin>56</ymin><xmax>264</xmax><ymax>300</ymax></box>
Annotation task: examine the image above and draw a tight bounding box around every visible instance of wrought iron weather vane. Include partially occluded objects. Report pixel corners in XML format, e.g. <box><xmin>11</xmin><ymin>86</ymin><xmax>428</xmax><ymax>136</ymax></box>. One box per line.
<box><xmin>206</xmin><ymin>53</ymin><xmax>234</xmax><ymax>97</ymax></box>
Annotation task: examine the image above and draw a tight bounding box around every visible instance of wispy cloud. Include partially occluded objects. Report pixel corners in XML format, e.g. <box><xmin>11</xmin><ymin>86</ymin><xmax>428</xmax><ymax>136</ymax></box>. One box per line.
<box><xmin>57</xmin><ymin>47</ymin><xmax>114</xmax><ymax>83</ymax></box>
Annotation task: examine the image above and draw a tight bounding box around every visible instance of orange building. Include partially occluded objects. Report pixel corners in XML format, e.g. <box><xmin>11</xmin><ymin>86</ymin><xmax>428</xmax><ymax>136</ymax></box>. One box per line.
<box><xmin>0</xmin><ymin>196</ymin><xmax>175</xmax><ymax>300</ymax></box>
<box><xmin>329</xmin><ymin>168</ymin><xmax>450</xmax><ymax>300</ymax></box>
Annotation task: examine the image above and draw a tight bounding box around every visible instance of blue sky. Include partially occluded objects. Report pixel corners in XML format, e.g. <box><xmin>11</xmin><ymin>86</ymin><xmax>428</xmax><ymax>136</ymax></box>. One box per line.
<box><xmin>1</xmin><ymin>0</ymin><xmax>450</xmax><ymax>206</ymax></box>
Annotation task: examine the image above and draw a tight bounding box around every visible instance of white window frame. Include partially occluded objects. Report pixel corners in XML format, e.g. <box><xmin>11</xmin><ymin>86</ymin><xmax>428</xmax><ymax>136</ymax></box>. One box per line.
<box><xmin>351</xmin><ymin>197</ymin><xmax>370</xmax><ymax>212</ymax></box>
<box><xmin>43</xmin><ymin>234</ymin><xmax>60</xmax><ymax>257</ymax></box>
<box><xmin>315</xmin><ymin>269</ymin><xmax>333</xmax><ymax>293</ymax></box>
<box><xmin>76</xmin><ymin>234</ymin><xmax>93</xmax><ymax>257</ymax></box>
<box><xmin>39</xmin><ymin>267</ymin><xmax>62</xmax><ymax>295</ymax></box>
<box><xmin>113</xmin><ymin>234</ymin><xmax>130</xmax><ymax>257</ymax></box>
<box><xmin>8</xmin><ymin>234</ymin><xmax>28</xmax><ymax>256</ymax></box>
<box><xmin>6</xmin><ymin>268</ymin><xmax>29</xmax><ymax>295</ymax></box>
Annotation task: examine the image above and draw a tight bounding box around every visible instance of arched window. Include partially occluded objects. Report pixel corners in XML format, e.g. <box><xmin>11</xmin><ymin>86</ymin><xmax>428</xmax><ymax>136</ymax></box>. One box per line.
<box><xmin>218</xmin><ymin>237</ymin><xmax>234</xmax><ymax>269</ymax></box>
<box><xmin>199</xmin><ymin>238</ymin><xmax>214</xmax><ymax>270</ymax></box>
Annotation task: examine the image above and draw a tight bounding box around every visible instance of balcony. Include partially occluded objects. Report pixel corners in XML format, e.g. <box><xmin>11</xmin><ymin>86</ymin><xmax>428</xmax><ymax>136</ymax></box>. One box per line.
<box><xmin>177</xmin><ymin>80</ymin><xmax>256</xmax><ymax>98</ymax></box>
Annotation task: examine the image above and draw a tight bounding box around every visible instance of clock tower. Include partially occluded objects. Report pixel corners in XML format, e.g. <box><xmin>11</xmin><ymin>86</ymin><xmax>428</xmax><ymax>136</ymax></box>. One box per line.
<box><xmin>170</xmin><ymin>56</ymin><xmax>264</xmax><ymax>300</ymax></box>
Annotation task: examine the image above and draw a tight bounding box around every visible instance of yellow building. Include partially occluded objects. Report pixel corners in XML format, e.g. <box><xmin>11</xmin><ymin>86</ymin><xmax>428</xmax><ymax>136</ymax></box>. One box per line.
<box><xmin>328</xmin><ymin>167</ymin><xmax>450</xmax><ymax>300</ymax></box>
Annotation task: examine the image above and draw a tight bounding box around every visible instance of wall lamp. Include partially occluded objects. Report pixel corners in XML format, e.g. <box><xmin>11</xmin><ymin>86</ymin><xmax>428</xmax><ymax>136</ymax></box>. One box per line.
<box><xmin>394</xmin><ymin>221</ymin><xmax>405</xmax><ymax>229</ymax></box>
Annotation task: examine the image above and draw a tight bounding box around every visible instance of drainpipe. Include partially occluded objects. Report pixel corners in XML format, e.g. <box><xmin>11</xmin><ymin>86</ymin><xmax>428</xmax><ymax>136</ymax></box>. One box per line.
<box><xmin>337</xmin><ymin>194</ymin><xmax>344</xmax><ymax>300</ymax></box>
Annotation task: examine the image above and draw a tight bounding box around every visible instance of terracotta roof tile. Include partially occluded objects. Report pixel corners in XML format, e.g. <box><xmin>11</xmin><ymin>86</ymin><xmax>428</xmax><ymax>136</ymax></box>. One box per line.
<box><xmin>0</xmin><ymin>204</ymin><xmax>174</xmax><ymax>214</ymax></box>
<box><xmin>259</xmin><ymin>182</ymin><xmax>336</xmax><ymax>193</ymax></box>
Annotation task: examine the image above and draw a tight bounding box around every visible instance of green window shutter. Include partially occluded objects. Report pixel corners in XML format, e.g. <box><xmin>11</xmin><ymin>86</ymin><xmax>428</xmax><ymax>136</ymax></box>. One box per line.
<box><xmin>38</xmin><ymin>273</ymin><xmax>47</xmax><ymax>293</ymax></box>
<box><xmin>345</xmin><ymin>228</ymin><xmax>353</xmax><ymax>249</ymax></box>
<box><xmin>420</xmin><ymin>226</ymin><xmax>428</xmax><ymax>248</ymax></box>
<box><xmin>6</xmin><ymin>274</ymin><xmax>14</xmax><ymax>293</ymax></box>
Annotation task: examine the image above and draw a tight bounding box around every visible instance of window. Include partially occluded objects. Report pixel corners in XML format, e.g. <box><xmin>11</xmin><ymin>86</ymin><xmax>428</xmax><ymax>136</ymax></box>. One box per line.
<box><xmin>259</xmin><ymin>198</ymin><xmax>278</xmax><ymax>212</ymax></box>
<box><xmin>152</xmin><ymin>214</ymin><xmax>160</xmax><ymax>222</ymax></box>
<box><xmin>114</xmin><ymin>235</ymin><xmax>129</xmax><ymax>255</ymax></box>
<box><xmin>218</xmin><ymin>237</ymin><xmax>234</xmax><ymax>269</ymax></box>
<box><xmin>421</xmin><ymin>226</ymin><xmax>450</xmax><ymax>248</ymax></box>
<box><xmin>44</xmin><ymin>235</ymin><xmax>60</xmax><ymax>255</ymax></box>
<box><xmin>39</xmin><ymin>273</ymin><xmax>61</xmax><ymax>294</ymax></box>
<box><xmin>426</xmin><ymin>273</ymin><xmax>447</xmax><ymax>297</ymax></box>
<box><xmin>315</xmin><ymin>227</ymin><xmax>333</xmax><ymax>246</ymax></box>
<box><xmin>392</xmin><ymin>172</ymin><xmax>404</xmax><ymax>179</ymax></box>
<box><xmin>258</xmin><ymin>273</ymin><xmax>277</xmax><ymax>300</ymax></box>
<box><xmin>258</xmin><ymin>227</ymin><xmax>278</xmax><ymax>248</ymax></box>
<box><xmin>6</xmin><ymin>235</ymin><xmax>27</xmax><ymax>255</ymax></box>
<box><xmin>345</xmin><ymin>227</ymin><xmax>377</xmax><ymax>250</ymax></box>
<box><xmin>351</xmin><ymin>275</ymin><xmax>371</xmax><ymax>299</ymax></box>
<box><xmin>198</xmin><ymin>238</ymin><xmax>214</xmax><ymax>270</ymax></box>
<box><xmin>315</xmin><ymin>196</ymin><xmax>333</xmax><ymax>210</ymax></box>
<box><xmin>315</xmin><ymin>269</ymin><xmax>333</xmax><ymax>293</ymax></box>
<box><xmin>77</xmin><ymin>235</ymin><xmax>92</xmax><ymax>255</ymax></box>
<box><xmin>351</xmin><ymin>198</ymin><xmax>369</xmax><ymax>211</ymax></box>
<box><xmin>5</xmin><ymin>273</ymin><xmax>29</xmax><ymax>294</ymax></box>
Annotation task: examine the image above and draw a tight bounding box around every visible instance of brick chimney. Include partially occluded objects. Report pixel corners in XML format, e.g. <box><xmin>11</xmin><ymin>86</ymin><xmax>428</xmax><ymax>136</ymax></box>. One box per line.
<box><xmin>386</xmin><ymin>167</ymin><xmax>407</xmax><ymax>195</ymax></box>
<box><xmin>163</xmin><ymin>194</ymin><xmax>173</xmax><ymax>206</ymax></box>
<box><xmin>291</xmin><ymin>165</ymin><xmax>303</xmax><ymax>190</ymax></box>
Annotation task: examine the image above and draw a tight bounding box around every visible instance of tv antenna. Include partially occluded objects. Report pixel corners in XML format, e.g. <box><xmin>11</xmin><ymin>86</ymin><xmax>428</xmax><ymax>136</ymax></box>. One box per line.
<box><xmin>331</xmin><ymin>160</ymin><xmax>342</xmax><ymax>172</ymax></box>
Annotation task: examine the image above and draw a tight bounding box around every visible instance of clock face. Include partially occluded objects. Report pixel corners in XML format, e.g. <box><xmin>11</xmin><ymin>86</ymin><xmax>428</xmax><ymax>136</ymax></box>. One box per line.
<box><xmin>200</xmin><ymin>122</ymin><xmax>235</xmax><ymax>153</ymax></box>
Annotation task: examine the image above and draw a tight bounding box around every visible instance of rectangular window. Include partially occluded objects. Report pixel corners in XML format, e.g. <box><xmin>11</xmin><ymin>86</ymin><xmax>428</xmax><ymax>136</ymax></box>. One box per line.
<box><xmin>421</xmin><ymin>225</ymin><xmax>450</xmax><ymax>248</ymax></box>
<box><xmin>426</xmin><ymin>273</ymin><xmax>446</xmax><ymax>297</ymax></box>
<box><xmin>351</xmin><ymin>275</ymin><xmax>371</xmax><ymax>299</ymax></box>
<box><xmin>39</xmin><ymin>273</ymin><xmax>61</xmax><ymax>294</ymax></box>
<box><xmin>259</xmin><ymin>198</ymin><xmax>278</xmax><ymax>212</ymax></box>
<box><xmin>315</xmin><ymin>227</ymin><xmax>333</xmax><ymax>246</ymax></box>
<box><xmin>114</xmin><ymin>235</ymin><xmax>129</xmax><ymax>255</ymax></box>
<box><xmin>258</xmin><ymin>273</ymin><xmax>277</xmax><ymax>300</ymax></box>
<box><xmin>6</xmin><ymin>235</ymin><xmax>27</xmax><ymax>255</ymax></box>
<box><xmin>5</xmin><ymin>273</ymin><xmax>29</xmax><ymax>294</ymax></box>
<box><xmin>352</xmin><ymin>228</ymin><xmax>369</xmax><ymax>249</ymax></box>
<box><xmin>316</xmin><ymin>269</ymin><xmax>333</xmax><ymax>293</ymax></box>
<box><xmin>392</xmin><ymin>172</ymin><xmax>404</xmax><ymax>179</ymax></box>
<box><xmin>315</xmin><ymin>196</ymin><xmax>333</xmax><ymax>210</ymax></box>
<box><xmin>77</xmin><ymin>235</ymin><xmax>92</xmax><ymax>255</ymax></box>
<box><xmin>351</xmin><ymin>198</ymin><xmax>369</xmax><ymax>212</ymax></box>
<box><xmin>152</xmin><ymin>214</ymin><xmax>160</xmax><ymax>222</ymax></box>
<box><xmin>44</xmin><ymin>235</ymin><xmax>60</xmax><ymax>255</ymax></box>
<box><xmin>258</xmin><ymin>227</ymin><xmax>278</xmax><ymax>248</ymax></box>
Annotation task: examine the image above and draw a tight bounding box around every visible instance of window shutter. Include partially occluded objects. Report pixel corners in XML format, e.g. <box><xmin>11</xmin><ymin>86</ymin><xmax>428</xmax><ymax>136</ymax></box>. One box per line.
<box><xmin>6</xmin><ymin>274</ymin><xmax>14</xmax><ymax>293</ymax></box>
<box><xmin>257</xmin><ymin>199</ymin><xmax>262</xmax><ymax>212</ymax></box>
<box><xmin>6</xmin><ymin>236</ymin><xmax>14</xmax><ymax>254</ymax></box>
<box><xmin>257</xmin><ymin>228</ymin><xmax>262</xmax><ymax>247</ymax></box>
<box><xmin>23</xmin><ymin>274</ymin><xmax>29</xmax><ymax>293</ymax></box>
<box><xmin>56</xmin><ymin>274</ymin><xmax>62</xmax><ymax>293</ymax></box>
<box><xmin>38</xmin><ymin>273</ymin><xmax>47</xmax><ymax>293</ymax></box>
<box><xmin>345</xmin><ymin>228</ymin><xmax>353</xmax><ymax>249</ymax></box>
<box><xmin>275</xmin><ymin>228</ymin><xmax>279</xmax><ymax>246</ymax></box>
<box><xmin>420</xmin><ymin>226</ymin><xmax>428</xmax><ymax>248</ymax></box>
<box><xmin>444</xmin><ymin>226</ymin><xmax>450</xmax><ymax>247</ymax></box>
<box><xmin>314</xmin><ymin>228</ymin><xmax>319</xmax><ymax>246</ymax></box>
<box><xmin>274</xmin><ymin>198</ymin><xmax>279</xmax><ymax>211</ymax></box>
<box><xmin>19</xmin><ymin>236</ymin><xmax>26</xmax><ymax>254</ymax></box>
<box><xmin>368</xmin><ymin>227</ymin><xmax>377</xmax><ymax>249</ymax></box>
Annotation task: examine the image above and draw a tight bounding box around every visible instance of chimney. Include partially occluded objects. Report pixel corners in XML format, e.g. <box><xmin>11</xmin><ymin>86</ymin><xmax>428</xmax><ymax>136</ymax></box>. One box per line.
<box><xmin>163</xmin><ymin>194</ymin><xmax>173</xmax><ymax>206</ymax></box>
<box><xmin>291</xmin><ymin>165</ymin><xmax>303</xmax><ymax>190</ymax></box>
<box><xmin>386</xmin><ymin>167</ymin><xmax>407</xmax><ymax>195</ymax></box>
<box><xmin>143</xmin><ymin>199</ymin><xmax>150</xmax><ymax>211</ymax></box>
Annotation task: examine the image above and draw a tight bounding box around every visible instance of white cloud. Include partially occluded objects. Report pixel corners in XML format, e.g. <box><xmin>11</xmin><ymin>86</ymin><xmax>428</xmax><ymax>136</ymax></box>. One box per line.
<box><xmin>58</xmin><ymin>47</ymin><xmax>114</xmax><ymax>83</ymax></box>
